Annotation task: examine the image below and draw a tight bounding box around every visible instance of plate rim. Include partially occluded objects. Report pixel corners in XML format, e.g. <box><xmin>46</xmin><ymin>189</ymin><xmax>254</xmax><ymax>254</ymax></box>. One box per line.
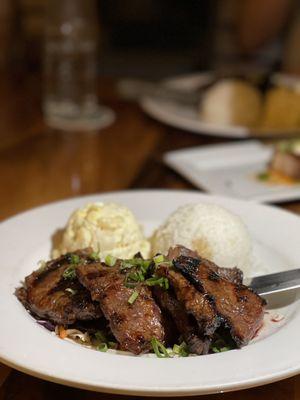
<box><xmin>1</xmin><ymin>352</ymin><xmax>300</xmax><ymax>397</ymax></box>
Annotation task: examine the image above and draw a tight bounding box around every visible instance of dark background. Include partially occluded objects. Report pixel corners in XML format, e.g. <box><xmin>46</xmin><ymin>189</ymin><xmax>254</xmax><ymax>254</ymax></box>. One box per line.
<box><xmin>0</xmin><ymin>1</ymin><xmax>299</xmax><ymax>80</ymax></box>
<box><xmin>1</xmin><ymin>1</ymin><xmax>217</xmax><ymax>78</ymax></box>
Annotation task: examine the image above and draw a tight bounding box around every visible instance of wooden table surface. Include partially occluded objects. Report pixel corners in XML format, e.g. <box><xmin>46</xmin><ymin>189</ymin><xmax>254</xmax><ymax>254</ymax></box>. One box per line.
<box><xmin>1</xmin><ymin>75</ymin><xmax>300</xmax><ymax>400</ymax></box>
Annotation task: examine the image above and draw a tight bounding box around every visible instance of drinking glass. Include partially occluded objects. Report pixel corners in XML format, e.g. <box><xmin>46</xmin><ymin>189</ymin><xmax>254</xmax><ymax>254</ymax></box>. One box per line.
<box><xmin>43</xmin><ymin>0</ymin><xmax>115</xmax><ymax>131</ymax></box>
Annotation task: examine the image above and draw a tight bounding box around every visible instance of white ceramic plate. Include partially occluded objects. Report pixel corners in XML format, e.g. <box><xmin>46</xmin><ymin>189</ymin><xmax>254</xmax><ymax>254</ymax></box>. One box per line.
<box><xmin>164</xmin><ymin>141</ymin><xmax>300</xmax><ymax>203</ymax></box>
<box><xmin>141</xmin><ymin>73</ymin><xmax>300</xmax><ymax>138</ymax></box>
<box><xmin>0</xmin><ymin>190</ymin><xmax>300</xmax><ymax>396</ymax></box>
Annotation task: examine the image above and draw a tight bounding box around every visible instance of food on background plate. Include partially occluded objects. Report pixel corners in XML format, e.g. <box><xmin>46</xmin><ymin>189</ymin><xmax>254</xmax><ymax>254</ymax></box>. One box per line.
<box><xmin>260</xmin><ymin>87</ymin><xmax>300</xmax><ymax>131</ymax></box>
<box><xmin>16</xmin><ymin>245</ymin><xmax>265</xmax><ymax>357</ymax></box>
<box><xmin>199</xmin><ymin>76</ymin><xmax>300</xmax><ymax>133</ymax></box>
<box><xmin>52</xmin><ymin>202</ymin><xmax>150</xmax><ymax>260</ymax></box>
<box><xmin>200</xmin><ymin>79</ymin><xmax>263</xmax><ymax>128</ymax></box>
<box><xmin>257</xmin><ymin>140</ymin><xmax>300</xmax><ymax>184</ymax></box>
<box><xmin>151</xmin><ymin>203</ymin><xmax>252</xmax><ymax>276</ymax></box>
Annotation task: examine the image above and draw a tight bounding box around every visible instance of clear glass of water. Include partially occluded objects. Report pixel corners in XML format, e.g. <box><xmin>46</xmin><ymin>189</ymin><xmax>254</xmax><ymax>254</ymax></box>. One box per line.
<box><xmin>43</xmin><ymin>0</ymin><xmax>115</xmax><ymax>131</ymax></box>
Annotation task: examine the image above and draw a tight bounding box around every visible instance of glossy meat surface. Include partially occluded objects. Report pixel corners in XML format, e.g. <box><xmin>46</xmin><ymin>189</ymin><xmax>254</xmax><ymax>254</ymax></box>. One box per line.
<box><xmin>156</xmin><ymin>264</ymin><xmax>220</xmax><ymax>336</ymax></box>
<box><xmin>76</xmin><ymin>262</ymin><xmax>165</xmax><ymax>354</ymax></box>
<box><xmin>16</xmin><ymin>249</ymin><xmax>103</xmax><ymax>325</ymax></box>
<box><xmin>174</xmin><ymin>254</ymin><xmax>265</xmax><ymax>346</ymax></box>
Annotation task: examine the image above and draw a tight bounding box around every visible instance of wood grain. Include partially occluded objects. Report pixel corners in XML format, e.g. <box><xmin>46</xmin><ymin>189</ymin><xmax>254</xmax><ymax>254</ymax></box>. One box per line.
<box><xmin>0</xmin><ymin>75</ymin><xmax>300</xmax><ymax>399</ymax></box>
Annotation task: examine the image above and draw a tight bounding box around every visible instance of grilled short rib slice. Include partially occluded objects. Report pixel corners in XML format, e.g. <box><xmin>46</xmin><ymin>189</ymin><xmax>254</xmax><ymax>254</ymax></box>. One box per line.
<box><xmin>76</xmin><ymin>262</ymin><xmax>165</xmax><ymax>355</ymax></box>
<box><xmin>172</xmin><ymin>250</ymin><xmax>265</xmax><ymax>346</ymax></box>
<box><xmin>167</xmin><ymin>246</ymin><xmax>243</xmax><ymax>285</ymax></box>
<box><xmin>156</xmin><ymin>264</ymin><xmax>220</xmax><ymax>337</ymax></box>
<box><xmin>154</xmin><ymin>287</ymin><xmax>210</xmax><ymax>355</ymax></box>
<box><xmin>15</xmin><ymin>249</ymin><xmax>103</xmax><ymax>325</ymax></box>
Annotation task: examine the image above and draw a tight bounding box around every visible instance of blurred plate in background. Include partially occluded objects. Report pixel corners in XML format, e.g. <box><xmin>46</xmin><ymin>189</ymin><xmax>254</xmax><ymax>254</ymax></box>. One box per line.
<box><xmin>164</xmin><ymin>141</ymin><xmax>300</xmax><ymax>203</ymax></box>
<box><xmin>141</xmin><ymin>73</ymin><xmax>300</xmax><ymax>138</ymax></box>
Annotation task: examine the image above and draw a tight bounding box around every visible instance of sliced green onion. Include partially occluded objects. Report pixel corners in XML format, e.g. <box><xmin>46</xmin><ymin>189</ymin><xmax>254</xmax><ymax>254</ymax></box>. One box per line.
<box><xmin>172</xmin><ymin>342</ymin><xmax>189</xmax><ymax>357</ymax></box>
<box><xmin>128</xmin><ymin>272</ymin><xmax>140</xmax><ymax>282</ymax></box>
<box><xmin>105</xmin><ymin>255</ymin><xmax>117</xmax><ymax>267</ymax></box>
<box><xmin>153</xmin><ymin>254</ymin><xmax>164</xmax><ymax>264</ymax></box>
<box><xmin>128</xmin><ymin>271</ymin><xmax>145</xmax><ymax>282</ymax></box>
<box><xmin>63</xmin><ymin>266</ymin><xmax>76</xmax><ymax>280</ymax></box>
<box><xmin>220</xmin><ymin>346</ymin><xmax>232</xmax><ymax>353</ymax></box>
<box><xmin>124</xmin><ymin>281</ymin><xmax>136</xmax><ymax>289</ymax></box>
<box><xmin>211</xmin><ymin>336</ymin><xmax>234</xmax><ymax>353</ymax></box>
<box><xmin>145</xmin><ymin>276</ymin><xmax>169</xmax><ymax>290</ymax></box>
<box><xmin>120</xmin><ymin>258</ymin><xmax>151</xmax><ymax>271</ymax></box>
<box><xmin>179</xmin><ymin>349</ymin><xmax>189</xmax><ymax>357</ymax></box>
<box><xmin>151</xmin><ymin>338</ymin><xmax>170</xmax><ymax>358</ymax></box>
<box><xmin>94</xmin><ymin>331</ymin><xmax>107</xmax><ymax>343</ymax></box>
<box><xmin>108</xmin><ymin>341</ymin><xmax>118</xmax><ymax>349</ymax></box>
<box><xmin>163</xmin><ymin>277</ymin><xmax>169</xmax><ymax>290</ymax></box>
<box><xmin>145</xmin><ymin>276</ymin><xmax>162</xmax><ymax>286</ymax></box>
<box><xmin>131</xmin><ymin>258</ymin><xmax>144</xmax><ymax>266</ymax></box>
<box><xmin>140</xmin><ymin>260</ymin><xmax>151</xmax><ymax>274</ymax></box>
<box><xmin>142</xmin><ymin>259</ymin><xmax>151</xmax><ymax>268</ymax></box>
<box><xmin>90</xmin><ymin>251</ymin><xmax>100</xmax><ymax>261</ymax></box>
<box><xmin>138</xmin><ymin>270</ymin><xmax>145</xmax><ymax>281</ymax></box>
<box><xmin>97</xmin><ymin>343</ymin><xmax>108</xmax><ymax>352</ymax></box>
<box><xmin>67</xmin><ymin>254</ymin><xmax>80</xmax><ymax>265</ymax></box>
<box><xmin>257</xmin><ymin>172</ymin><xmax>269</xmax><ymax>181</ymax></box>
<box><xmin>128</xmin><ymin>290</ymin><xmax>139</xmax><ymax>304</ymax></box>
<box><xmin>65</xmin><ymin>288</ymin><xmax>77</xmax><ymax>295</ymax></box>
<box><xmin>220</xmin><ymin>346</ymin><xmax>230</xmax><ymax>352</ymax></box>
<box><xmin>120</xmin><ymin>259</ymin><xmax>137</xmax><ymax>269</ymax></box>
<box><xmin>120</xmin><ymin>260</ymin><xmax>134</xmax><ymax>270</ymax></box>
<box><xmin>124</xmin><ymin>275</ymin><xmax>137</xmax><ymax>288</ymax></box>
<box><xmin>211</xmin><ymin>346</ymin><xmax>231</xmax><ymax>353</ymax></box>
<box><xmin>172</xmin><ymin>344</ymin><xmax>181</xmax><ymax>354</ymax></box>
